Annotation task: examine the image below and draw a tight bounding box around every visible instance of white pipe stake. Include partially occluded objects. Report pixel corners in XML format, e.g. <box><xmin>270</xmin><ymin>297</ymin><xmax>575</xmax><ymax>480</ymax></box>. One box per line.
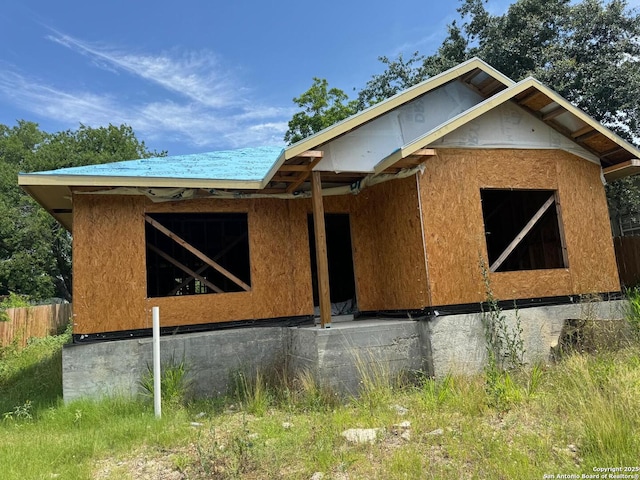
<box><xmin>152</xmin><ymin>306</ymin><xmax>161</xmax><ymax>419</ymax></box>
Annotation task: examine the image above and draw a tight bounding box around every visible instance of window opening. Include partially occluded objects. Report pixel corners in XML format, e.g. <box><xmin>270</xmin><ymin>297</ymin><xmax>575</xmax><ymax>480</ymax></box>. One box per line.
<box><xmin>145</xmin><ymin>213</ymin><xmax>251</xmax><ymax>297</ymax></box>
<box><xmin>480</xmin><ymin>189</ymin><xmax>567</xmax><ymax>272</ymax></box>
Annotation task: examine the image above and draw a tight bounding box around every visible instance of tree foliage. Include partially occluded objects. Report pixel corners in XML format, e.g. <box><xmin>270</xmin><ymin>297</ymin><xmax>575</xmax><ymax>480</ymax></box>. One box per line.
<box><xmin>284</xmin><ymin>78</ymin><xmax>358</xmax><ymax>145</ymax></box>
<box><xmin>356</xmin><ymin>0</ymin><xmax>640</xmax><ymax>140</ymax></box>
<box><xmin>0</xmin><ymin>122</ymin><xmax>163</xmax><ymax>302</ymax></box>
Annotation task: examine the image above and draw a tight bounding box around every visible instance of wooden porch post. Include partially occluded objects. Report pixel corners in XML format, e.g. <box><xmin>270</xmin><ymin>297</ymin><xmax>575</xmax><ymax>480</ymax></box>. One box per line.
<box><xmin>311</xmin><ymin>171</ymin><xmax>332</xmax><ymax>328</ymax></box>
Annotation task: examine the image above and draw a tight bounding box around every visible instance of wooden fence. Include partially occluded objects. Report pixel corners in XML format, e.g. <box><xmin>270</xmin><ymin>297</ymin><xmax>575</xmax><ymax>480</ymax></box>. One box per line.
<box><xmin>0</xmin><ymin>303</ymin><xmax>72</xmax><ymax>348</ymax></box>
<box><xmin>614</xmin><ymin>235</ymin><xmax>640</xmax><ymax>288</ymax></box>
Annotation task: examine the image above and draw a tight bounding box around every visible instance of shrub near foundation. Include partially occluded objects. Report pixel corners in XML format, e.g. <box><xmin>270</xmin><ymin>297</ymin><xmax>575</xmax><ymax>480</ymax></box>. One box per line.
<box><xmin>139</xmin><ymin>356</ymin><xmax>192</xmax><ymax>407</ymax></box>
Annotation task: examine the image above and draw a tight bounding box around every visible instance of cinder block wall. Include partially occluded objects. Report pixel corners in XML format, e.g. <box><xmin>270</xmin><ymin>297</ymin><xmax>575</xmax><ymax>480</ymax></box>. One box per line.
<box><xmin>62</xmin><ymin>301</ymin><xmax>627</xmax><ymax>403</ymax></box>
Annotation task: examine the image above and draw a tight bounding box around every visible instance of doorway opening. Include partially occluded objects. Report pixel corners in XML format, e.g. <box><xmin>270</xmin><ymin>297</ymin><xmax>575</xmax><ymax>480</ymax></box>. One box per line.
<box><xmin>308</xmin><ymin>213</ymin><xmax>357</xmax><ymax>315</ymax></box>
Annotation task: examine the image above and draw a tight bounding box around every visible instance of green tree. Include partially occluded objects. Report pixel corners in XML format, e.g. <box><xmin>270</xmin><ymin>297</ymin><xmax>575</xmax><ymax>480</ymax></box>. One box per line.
<box><xmin>356</xmin><ymin>0</ymin><xmax>640</xmax><ymax>136</ymax></box>
<box><xmin>284</xmin><ymin>78</ymin><xmax>358</xmax><ymax>145</ymax></box>
<box><xmin>0</xmin><ymin>122</ymin><xmax>163</xmax><ymax>302</ymax></box>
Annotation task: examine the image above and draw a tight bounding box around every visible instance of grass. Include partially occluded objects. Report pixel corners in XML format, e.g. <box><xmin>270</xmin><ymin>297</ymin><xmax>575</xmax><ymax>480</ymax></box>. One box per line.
<box><xmin>2</xmin><ymin>316</ymin><xmax>640</xmax><ymax>479</ymax></box>
<box><xmin>0</xmin><ymin>324</ymin><xmax>71</xmax><ymax>414</ymax></box>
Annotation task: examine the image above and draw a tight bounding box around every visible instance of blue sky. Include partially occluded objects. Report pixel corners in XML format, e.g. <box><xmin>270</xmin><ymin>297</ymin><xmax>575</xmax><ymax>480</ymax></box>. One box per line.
<box><xmin>1</xmin><ymin>1</ymin><xmax>637</xmax><ymax>156</ymax></box>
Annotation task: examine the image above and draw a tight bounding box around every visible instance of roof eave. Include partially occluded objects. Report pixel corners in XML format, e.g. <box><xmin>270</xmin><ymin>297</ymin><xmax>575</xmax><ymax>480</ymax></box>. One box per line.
<box><xmin>603</xmin><ymin>159</ymin><xmax>640</xmax><ymax>182</ymax></box>
<box><xmin>18</xmin><ymin>173</ymin><xmax>264</xmax><ymax>191</ymax></box>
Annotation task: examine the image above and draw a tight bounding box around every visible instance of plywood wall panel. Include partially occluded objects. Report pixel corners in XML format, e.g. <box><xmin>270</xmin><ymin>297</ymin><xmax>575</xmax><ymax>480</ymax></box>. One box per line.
<box><xmin>145</xmin><ymin>197</ymin><xmax>249</xmax><ymax>213</ymax></box>
<box><xmin>353</xmin><ymin>176</ymin><xmax>429</xmax><ymax>311</ymax></box>
<box><xmin>149</xmin><ymin>292</ymin><xmax>255</xmax><ymax>326</ymax></box>
<box><xmin>250</xmin><ymin>199</ymin><xmax>313</xmax><ymax>318</ymax></box>
<box><xmin>75</xmin><ymin>195</ymin><xmax>314</xmax><ymax>334</ymax></box>
<box><xmin>420</xmin><ymin>148</ymin><xmax>620</xmax><ymax>306</ymax></box>
<box><xmin>556</xmin><ymin>154</ymin><xmax>620</xmax><ymax>294</ymax></box>
<box><xmin>73</xmin><ymin>195</ymin><xmax>147</xmax><ymax>333</ymax></box>
<box><xmin>323</xmin><ymin>194</ymin><xmax>354</xmax><ymax>213</ymax></box>
<box><xmin>478</xmin><ymin>151</ymin><xmax>558</xmax><ymax>189</ymax></box>
<box><xmin>490</xmin><ymin>269</ymin><xmax>573</xmax><ymax>300</ymax></box>
<box><xmin>420</xmin><ymin>151</ymin><xmax>486</xmax><ymax>306</ymax></box>
<box><xmin>286</xmin><ymin>199</ymin><xmax>315</xmax><ymax>315</ymax></box>
<box><xmin>350</xmin><ymin>192</ymin><xmax>378</xmax><ymax>311</ymax></box>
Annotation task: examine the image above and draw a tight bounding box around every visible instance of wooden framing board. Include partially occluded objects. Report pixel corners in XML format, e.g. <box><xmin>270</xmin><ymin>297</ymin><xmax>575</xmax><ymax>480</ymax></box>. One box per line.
<box><xmin>418</xmin><ymin>148</ymin><xmax>620</xmax><ymax>306</ymax></box>
<box><xmin>145</xmin><ymin>215</ymin><xmax>251</xmax><ymax>291</ymax></box>
<box><xmin>489</xmin><ymin>194</ymin><xmax>555</xmax><ymax>272</ymax></box>
<box><xmin>167</xmin><ymin>232</ymin><xmax>248</xmax><ymax>295</ymax></box>
<box><xmin>311</xmin><ymin>171</ymin><xmax>332</xmax><ymax>327</ymax></box>
<box><xmin>146</xmin><ymin>243</ymin><xmax>224</xmax><ymax>294</ymax></box>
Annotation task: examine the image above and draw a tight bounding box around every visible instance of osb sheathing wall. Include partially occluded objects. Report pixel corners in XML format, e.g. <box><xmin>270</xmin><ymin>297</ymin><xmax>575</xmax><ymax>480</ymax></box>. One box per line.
<box><xmin>73</xmin><ymin>195</ymin><xmax>313</xmax><ymax>334</ymax></box>
<box><xmin>419</xmin><ymin>149</ymin><xmax>620</xmax><ymax>306</ymax></box>
<box><xmin>73</xmin><ymin>195</ymin><xmax>148</xmax><ymax>334</ymax></box>
<box><xmin>344</xmin><ymin>176</ymin><xmax>429</xmax><ymax>311</ymax></box>
<box><xmin>295</xmin><ymin>176</ymin><xmax>428</xmax><ymax>312</ymax></box>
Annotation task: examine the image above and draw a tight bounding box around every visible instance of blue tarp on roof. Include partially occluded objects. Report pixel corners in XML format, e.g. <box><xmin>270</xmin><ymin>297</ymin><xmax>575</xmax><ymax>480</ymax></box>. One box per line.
<box><xmin>30</xmin><ymin>146</ymin><xmax>284</xmax><ymax>182</ymax></box>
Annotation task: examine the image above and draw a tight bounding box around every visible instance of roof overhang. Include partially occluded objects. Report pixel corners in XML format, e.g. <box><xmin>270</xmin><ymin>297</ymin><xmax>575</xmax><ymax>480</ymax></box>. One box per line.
<box><xmin>602</xmin><ymin>160</ymin><xmax>640</xmax><ymax>182</ymax></box>
<box><xmin>19</xmin><ymin>184</ymin><xmax>74</xmax><ymax>231</ymax></box>
<box><xmin>375</xmin><ymin>77</ymin><xmax>640</xmax><ymax>176</ymax></box>
<box><xmin>261</xmin><ymin>57</ymin><xmax>515</xmax><ymax>194</ymax></box>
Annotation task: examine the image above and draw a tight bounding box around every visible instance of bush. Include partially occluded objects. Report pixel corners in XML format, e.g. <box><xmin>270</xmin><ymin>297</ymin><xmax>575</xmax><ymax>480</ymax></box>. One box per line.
<box><xmin>0</xmin><ymin>293</ymin><xmax>30</xmax><ymax>322</ymax></box>
<box><xmin>139</xmin><ymin>356</ymin><xmax>191</xmax><ymax>407</ymax></box>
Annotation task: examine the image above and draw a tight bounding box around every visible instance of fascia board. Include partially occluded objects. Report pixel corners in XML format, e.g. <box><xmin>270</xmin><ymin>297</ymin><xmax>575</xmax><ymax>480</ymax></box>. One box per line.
<box><xmin>18</xmin><ymin>173</ymin><xmax>264</xmax><ymax>190</ymax></box>
<box><xmin>260</xmin><ymin>150</ymin><xmax>287</xmax><ymax>189</ymax></box>
<box><xmin>603</xmin><ymin>159</ymin><xmax>640</xmax><ymax>181</ymax></box>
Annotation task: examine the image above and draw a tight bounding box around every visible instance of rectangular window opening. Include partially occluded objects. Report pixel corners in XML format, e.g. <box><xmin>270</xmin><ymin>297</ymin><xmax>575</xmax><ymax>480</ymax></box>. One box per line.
<box><xmin>145</xmin><ymin>212</ymin><xmax>251</xmax><ymax>298</ymax></box>
<box><xmin>480</xmin><ymin>189</ymin><xmax>567</xmax><ymax>272</ymax></box>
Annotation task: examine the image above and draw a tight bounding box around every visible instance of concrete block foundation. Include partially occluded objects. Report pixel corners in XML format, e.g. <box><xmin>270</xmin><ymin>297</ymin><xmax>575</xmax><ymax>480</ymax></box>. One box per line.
<box><xmin>288</xmin><ymin>319</ymin><xmax>426</xmax><ymax>395</ymax></box>
<box><xmin>63</xmin><ymin>327</ymin><xmax>285</xmax><ymax>401</ymax></box>
<box><xmin>62</xmin><ymin>300</ymin><xmax>628</xmax><ymax>402</ymax></box>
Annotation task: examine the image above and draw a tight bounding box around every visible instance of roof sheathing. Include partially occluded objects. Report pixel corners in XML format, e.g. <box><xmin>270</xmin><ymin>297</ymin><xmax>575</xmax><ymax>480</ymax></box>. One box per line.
<box><xmin>18</xmin><ymin>146</ymin><xmax>283</xmax><ymax>188</ymax></box>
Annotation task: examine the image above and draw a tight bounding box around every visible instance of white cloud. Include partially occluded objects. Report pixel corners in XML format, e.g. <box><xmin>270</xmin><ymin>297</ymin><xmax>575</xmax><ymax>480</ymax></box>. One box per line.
<box><xmin>47</xmin><ymin>31</ymin><xmax>237</xmax><ymax>109</ymax></box>
<box><xmin>0</xmin><ymin>30</ymin><xmax>296</xmax><ymax>151</ymax></box>
<box><xmin>0</xmin><ymin>65</ymin><xmax>291</xmax><ymax>150</ymax></box>
<box><xmin>0</xmin><ymin>68</ymin><xmax>127</xmax><ymax>125</ymax></box>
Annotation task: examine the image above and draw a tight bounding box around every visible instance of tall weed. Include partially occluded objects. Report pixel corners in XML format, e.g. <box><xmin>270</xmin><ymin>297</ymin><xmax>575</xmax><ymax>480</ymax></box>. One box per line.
<box><xmin>479</xmin><ymin>259</ymin><xmax>526</xmax><ymax>409</ymax></box>
<box><xmin>554</xmin><ymin>352</ymin><xmax>640</xmax><ymax>466</ymax></box>
<box><xmin>139</xmin><ymin>356</ymin><xmax>191</xmax><ymax>407</ymax></box>
<box><xmin>229</xmin><ymin>369</ymin><xmax>273</xmax><ymax>415</ymax></box>
<box><xmin>625</xmin><ymin>286</ymin><xmax>640</xmax><ymax>336</ymax></box>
